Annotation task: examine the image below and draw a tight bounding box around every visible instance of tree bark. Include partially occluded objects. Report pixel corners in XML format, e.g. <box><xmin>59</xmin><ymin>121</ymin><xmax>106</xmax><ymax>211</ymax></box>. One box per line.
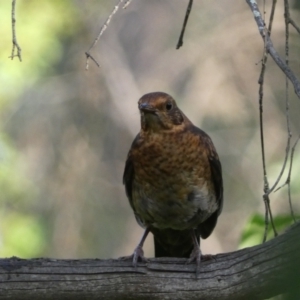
<box><xmin>0</xmin><ymin>222</ymin><xmax>299</xmax><ymax>300</ymax></box>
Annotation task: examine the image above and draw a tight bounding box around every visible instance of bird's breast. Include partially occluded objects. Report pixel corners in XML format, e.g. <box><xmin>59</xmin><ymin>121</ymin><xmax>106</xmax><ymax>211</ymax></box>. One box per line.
<box><xmin>130</xmin><ymin>130</ymin><xmax>218</xmax><ymax>230</ymax></box>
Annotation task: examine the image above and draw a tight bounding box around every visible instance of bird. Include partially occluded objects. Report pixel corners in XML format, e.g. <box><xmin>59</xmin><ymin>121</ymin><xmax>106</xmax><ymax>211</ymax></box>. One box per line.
<box><xmin>123</xmin><ymin>92</ymin><xmax>223</xmax><ymax>274</ymax></box>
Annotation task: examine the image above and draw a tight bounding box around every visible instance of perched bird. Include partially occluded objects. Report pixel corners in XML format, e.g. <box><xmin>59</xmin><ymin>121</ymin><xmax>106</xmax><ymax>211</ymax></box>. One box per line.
<box><xmin>123</xmin><ymin>92</ymin><xmax>223</xmax><ymax>274</ymax></box>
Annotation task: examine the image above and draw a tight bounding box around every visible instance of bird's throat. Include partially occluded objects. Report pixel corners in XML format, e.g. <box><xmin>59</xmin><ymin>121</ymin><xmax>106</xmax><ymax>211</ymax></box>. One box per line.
<box><xmin>141</xmin><ymin>113</ymin><xmax>168</xmax><ymax>132</ymax></box>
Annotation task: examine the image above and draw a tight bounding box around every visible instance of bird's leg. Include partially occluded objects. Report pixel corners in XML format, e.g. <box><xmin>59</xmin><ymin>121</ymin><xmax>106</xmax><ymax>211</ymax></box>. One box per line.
<box><xmin>121</xmin><ymin>227</ymin><xmax>150</xmax><ymax>268</ymax></box>
<box><xmin>132</xmin><ymin>227</ymin><xmax>150</xmax><ymax>267</ymax></box>
<box><xmin>187</xmin><ymin>229</ymin><xmax>201</xmax><ymax>276</ymax></box>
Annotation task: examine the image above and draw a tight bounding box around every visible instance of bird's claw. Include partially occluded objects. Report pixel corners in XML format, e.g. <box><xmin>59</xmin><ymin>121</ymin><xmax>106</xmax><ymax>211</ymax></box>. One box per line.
<box><xmin>120</xmin><ymin>245</ymin><xmax>148</xmax><ymax>268</ymax></box>
<box><xmin>132</xmin><ymin>245</ymin><xmax>148</xmax><ymax>267</ymax></box>
<box><xmin>186</xmin><ymin>246</ymin><xmax>202</xmax><ymax>277</ymax></box>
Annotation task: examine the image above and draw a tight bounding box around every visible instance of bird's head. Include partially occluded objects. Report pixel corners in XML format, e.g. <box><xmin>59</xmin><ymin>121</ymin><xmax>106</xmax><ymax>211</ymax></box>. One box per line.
<box><xmin>138</xmin><ymin>92</ymin><xmax>185</xmax><ymax>132</ymax></box>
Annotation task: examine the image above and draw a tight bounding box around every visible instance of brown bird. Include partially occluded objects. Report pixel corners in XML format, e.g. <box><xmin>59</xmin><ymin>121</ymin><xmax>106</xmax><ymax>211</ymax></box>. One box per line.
<box><xmin>123</xmin><ymin>92</ymin><xmax>223</xmax><ymax>274</ymax></box>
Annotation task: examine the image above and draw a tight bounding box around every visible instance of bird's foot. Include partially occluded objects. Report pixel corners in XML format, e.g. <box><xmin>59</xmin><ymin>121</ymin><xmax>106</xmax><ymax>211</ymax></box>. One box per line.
<box><xmin>120</xmin><ymin>228</ymin><xmax>150</xmax><ymax>268</ymax></box>
<box><xmin>186</xmin><ymin>246</ymin><xmax>202</xmax><ymax>276</ymax></box>
<box><xmin>120</xmin><ymin>245</ymin><xmax>148</xmax><ymax>268</ymax></box>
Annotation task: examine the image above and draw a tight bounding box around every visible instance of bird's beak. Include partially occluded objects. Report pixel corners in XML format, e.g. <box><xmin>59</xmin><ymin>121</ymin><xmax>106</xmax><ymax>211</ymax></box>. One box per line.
<box><xmin>138</xmin><ymin>103</ymin><xmax>156</xmax><ymax>113</ymax></box>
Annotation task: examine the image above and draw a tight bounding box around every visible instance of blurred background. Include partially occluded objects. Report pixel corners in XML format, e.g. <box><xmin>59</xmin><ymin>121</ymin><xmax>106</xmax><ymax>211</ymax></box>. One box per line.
<box><xmin>0</xmin><ymin>0</ymin><xmax>299</xmax><ymax>259</ymax></box>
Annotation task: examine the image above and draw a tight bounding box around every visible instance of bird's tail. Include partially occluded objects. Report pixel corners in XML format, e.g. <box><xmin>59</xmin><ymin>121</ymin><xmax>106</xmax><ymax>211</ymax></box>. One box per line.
<box><xmin>152</xmin><ymin>228</ymin><xmax>197</xmax><ymax>258</ymax></box>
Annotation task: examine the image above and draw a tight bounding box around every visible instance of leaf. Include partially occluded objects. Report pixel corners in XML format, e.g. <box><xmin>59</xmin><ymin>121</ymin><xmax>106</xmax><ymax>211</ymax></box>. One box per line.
<box><xmin>238</xmin><ymin>213</ymin><xmax>298</xmax><ymax>249</ymax></box>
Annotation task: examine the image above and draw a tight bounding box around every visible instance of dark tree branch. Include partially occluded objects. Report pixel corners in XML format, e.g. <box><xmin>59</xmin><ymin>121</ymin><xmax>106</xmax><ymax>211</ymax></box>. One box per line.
<box><xmin>176</xmin><ymin>0</ymin><xmax>193</xmax><ymax>49</ymax></box>
<box><xmin>9</xmin><ymin>0</ymin><xmax>22</xmax><ymax>61</ymax></box>
<box><xmin>246</xmin><ymin>0</ymin><xmax>300</xmax><ymax>99</ymax></box>
<box><xmin>1</xmin><ymin>222</ymin><xmax>300</xmax><ymax>300</ymax></box>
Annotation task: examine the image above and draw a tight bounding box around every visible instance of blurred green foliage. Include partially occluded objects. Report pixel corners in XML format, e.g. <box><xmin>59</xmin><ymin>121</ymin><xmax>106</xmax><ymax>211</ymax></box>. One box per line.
<box><xmin>239</xmin><ymin>213</ymin><xmax>298</xmax><ymax>249</ymax></box>
<box><xmin>0</xmin><ymin>1</ymin><xmax>78</xmax><ymax>257</ymax></box>
<box><xmin>0</xmin><ymin>213</ymin><xmax>46</xmax><ymax>258</ymax></box>
<box><xmin>0</xmin><ymin>134</ymin><xmax>44</xmax><ymax>257</ymax></box>
<box><xmin>0</xmin><ymin>0</ymin><xmax>79</xmax><ymax>106</ymax></box>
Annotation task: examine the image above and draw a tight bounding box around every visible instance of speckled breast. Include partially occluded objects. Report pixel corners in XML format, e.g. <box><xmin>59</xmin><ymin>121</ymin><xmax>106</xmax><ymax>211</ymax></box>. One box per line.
<box><xmin>131</xmin><ymin>130</ymin><xmax>218</xmax><ymax>230</ymax></box>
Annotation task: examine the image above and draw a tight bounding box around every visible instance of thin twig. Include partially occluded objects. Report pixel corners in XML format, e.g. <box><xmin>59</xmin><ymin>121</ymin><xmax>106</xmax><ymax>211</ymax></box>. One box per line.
<box><xmin>123</xmin><ymin>0</ymin><xmax>133</xmax><ymax>9</ymax></box>
<box><xmin>9</xmin><ymin>0</ymin><xmax>22</xmax><ymax>61</ymax></box>
<box><xmin>261</xmin><ymin>0</ymin><xmax>300</xmax><ymax>237</ymax></box>
<box><xmin>262</xmin><ymin>195</ymin><xmax>269</xmax><ymax>242</ymax></box>
<box><xmin>280</xmin><ymin>0</ymin><xmax>298</xmax><ymax>224</ymax></box>
<box><xmin>85</xmin><ymin>0</ymin><xmax>126</xmax><ymax>70</ymax></box>
<box><xmin>258</xmin><ymin>0</ymin><xmax>269</xmax><ymax>242</ymax></box>
<box><xmin>262</xmin><ymin>0</ymin><xmax>300</xmax><ymax>235</ymax></box>
<box><xmin>266</xmin><ymin>0</ymin><xmax>292</xmax><ymax>196</ymax></box>
<box><xmin>288</xmin><ymin>18</ymin><xmax>300</xmax><ymax>35</ymax></box>
<box><xmin>257</xmin><ymin>0</ymin><xmax>278</xmax><ymax>242</ymax></box>
<box><xmin>258</xmin><ymin>0</ymin><xmax>277</xmax><ymax>158</ymax></box>
<box><xmin>258</xmin><ymin>57</ymin><xmax>270</xmax><ymax>242</ymax></box>
<box><xmin>275</xmin><ymin>136</ymin><xmax>300</xmax><ymax>222</ymax></box>
<box><xmin>267</xmin><ymin>137</ymin><xmax>291</xmax><ymax>194</ymax></box>
<box><xmin>284</xmin><ymin>1</ymin><xmax>300</xmax><ymax>35</ymax></box>
<box><xmin>176</xmin><ymin>0</ymin><xmax>193</xmax><ymax>49</ymax></box>
<box><xmin>267</xmin><ymin>0</ymin><xmax>277</xmax><ymax>35</ymax></box>
<box><xmin>85</xmin><ymin>52</ymin><xmax>100</xmax><ymax>68</ymax></box>
<box><xmin>262</xmin><ymin>193</ymin><xmax>277</xmax><ymax>241</ymax></box>
<box><xmin>274</xmin><ymin>137</ymin><xmax>300</xmax><ymax>193</ymax></box>
<box><xmin>286</xmin><ymin>137</ymin><xmax>299</xmax><ymax>222</ymax></box>
<box><xmin>246</xmin><ymin>0</ymin><xmax>300</xmax><ymax>100</ymax></box>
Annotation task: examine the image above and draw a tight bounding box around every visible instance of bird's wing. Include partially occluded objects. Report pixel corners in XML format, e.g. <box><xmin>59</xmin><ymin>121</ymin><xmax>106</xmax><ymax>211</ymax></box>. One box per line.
<box><xmin>189</xmin><ymin>125</ymin><xmax>223</xmax><ymax>212</ymax></box>
<box><xmin>123</xmin><ymin>133</ymin><xmax>140</xmax><ymax>211</ymax></box>
<box><xmin>207</xmin><ymin>149</ymin><xmax>223</xmax><ymax>215</ymax></box>
<box><xmin>189</xmin><ymin>125</ymin><xmax>224</xmax><ymax>239</ymax></box>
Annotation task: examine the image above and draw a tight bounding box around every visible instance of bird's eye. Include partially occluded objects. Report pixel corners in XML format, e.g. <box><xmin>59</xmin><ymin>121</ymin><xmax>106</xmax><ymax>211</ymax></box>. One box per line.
<box><xmin>166</xmin><ymin>102</ymin><xmax>173</xmax><ymax>111</ymax></box>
